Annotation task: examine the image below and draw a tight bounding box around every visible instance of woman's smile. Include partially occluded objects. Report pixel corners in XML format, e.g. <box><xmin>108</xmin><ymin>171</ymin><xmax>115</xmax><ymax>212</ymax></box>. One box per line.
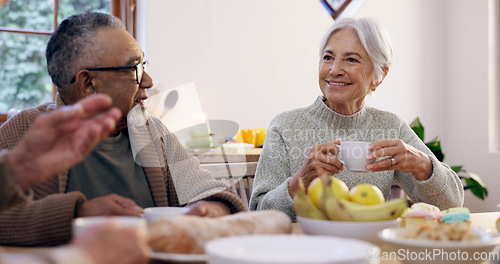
<box><xmin>318</xmin><ymin>28</ymin><xmax>374</xmax><ymax>115</ymax></box>
<box><xmin>325</xmin><ymin>80</ymin><xmax>352</xmax><ymax>88</ymax></box>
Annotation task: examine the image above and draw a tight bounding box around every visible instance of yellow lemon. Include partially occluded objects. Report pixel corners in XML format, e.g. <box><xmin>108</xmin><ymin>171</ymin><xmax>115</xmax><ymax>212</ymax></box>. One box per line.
<box><xmin>254</xmin><ymin>128</ymin><xmax>267</xmax><ymax>147</ymax></box>
<box><xmin>349</xmin><ymin>184</ymin><xmax>385</xmax><ymax>205</ymax></box>
<box><xmin>307</xmin><ymin>176</ymin><xmax>350</xmax><ymax>208</ymax></box>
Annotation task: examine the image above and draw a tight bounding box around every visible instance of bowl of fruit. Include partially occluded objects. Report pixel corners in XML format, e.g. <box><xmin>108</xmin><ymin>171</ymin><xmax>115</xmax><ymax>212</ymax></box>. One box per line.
<box><xmin>295</xmin><ymin>175</ymin><xmax>407</xmax><ymax>244</ymax></box>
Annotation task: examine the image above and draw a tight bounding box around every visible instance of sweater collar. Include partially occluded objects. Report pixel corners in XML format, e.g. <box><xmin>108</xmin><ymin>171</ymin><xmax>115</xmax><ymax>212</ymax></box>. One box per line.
<box><xmin>313</xmin><ymin>96</ymin><xmax>367</xmax><ymax>119</ymax></box>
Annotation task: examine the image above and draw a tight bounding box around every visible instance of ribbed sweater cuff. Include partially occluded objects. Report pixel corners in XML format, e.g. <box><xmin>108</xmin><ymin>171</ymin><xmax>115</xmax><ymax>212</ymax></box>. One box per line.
<box><xmin>413</xmin><ymin>155</ymin><xmax>449</xmax><ymax>196</ymax></box>
<box><xmin>204</xmin><ymin>190</ymin><xmax>247</xmax><ymax>213</ymax></box>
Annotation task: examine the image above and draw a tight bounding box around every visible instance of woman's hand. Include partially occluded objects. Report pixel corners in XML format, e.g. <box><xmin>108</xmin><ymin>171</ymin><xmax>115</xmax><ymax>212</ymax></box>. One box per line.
<box><xmin>185</xmin><ymin>201</ymin><xmax>231</xmax><ymax>218</ymax></box>
<box><xmin>288</xmin><ymin>139</ymin><xmax>343</xmax><ymax>198</ymax></box>
<box><xmin>367</xmin><ymin>139</ymin><xmax>433</xmax><ymax>181</ymax></box>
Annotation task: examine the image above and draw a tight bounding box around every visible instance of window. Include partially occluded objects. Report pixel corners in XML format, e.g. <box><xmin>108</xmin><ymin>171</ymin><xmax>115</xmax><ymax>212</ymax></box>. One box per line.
<box><xmin>489</xmin><ymin>0</ymin><xmax>500</xmax><ymax>152</ymax></box>
<box><xmin>0</xmin><ymin>0</ymin><xmax>136</xmax><ymax>114</ymax></box>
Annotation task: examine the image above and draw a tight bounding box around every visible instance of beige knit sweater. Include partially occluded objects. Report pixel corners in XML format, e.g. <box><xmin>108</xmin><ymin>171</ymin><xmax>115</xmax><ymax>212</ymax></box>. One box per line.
<box><xmin>0</xmin><ymin>150</ymin><xmax>28</xmax><ymax>213</ymax></box>
<box><xmin>0</xmin><ymin>96</ymin><xmax>246</xmax><ymax>246</ymax></box>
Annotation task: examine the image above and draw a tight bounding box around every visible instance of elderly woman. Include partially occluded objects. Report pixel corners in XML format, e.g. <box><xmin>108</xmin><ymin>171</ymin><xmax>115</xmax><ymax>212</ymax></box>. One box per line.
<box><xmin>249</xmin><ymin>17</ymin><xmax>463</xmax><ymax>221</ymax></box>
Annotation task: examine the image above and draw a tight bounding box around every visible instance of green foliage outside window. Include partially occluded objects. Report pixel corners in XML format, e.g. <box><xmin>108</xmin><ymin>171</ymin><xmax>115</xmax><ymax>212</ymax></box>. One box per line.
<box><xmin>0</xmin><ymin>0</ymin><xmax>110</xmax><ymax>112</ymax></box>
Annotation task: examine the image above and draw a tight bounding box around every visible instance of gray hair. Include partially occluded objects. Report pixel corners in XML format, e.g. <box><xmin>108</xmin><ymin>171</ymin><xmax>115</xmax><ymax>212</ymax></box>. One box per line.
<box><xmin>319</xmin><ymin>17</ymin><xmax>393</xmax><ymax>84</ymax></box>
<box><xmin>46</xmin><ymin>12</ymin><xmax>124</xmax><ymax>100</ymax></box>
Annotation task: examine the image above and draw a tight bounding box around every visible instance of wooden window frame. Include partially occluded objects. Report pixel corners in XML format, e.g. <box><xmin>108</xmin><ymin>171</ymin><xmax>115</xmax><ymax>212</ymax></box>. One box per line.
<box><xmin>489</xmin><ymin>0</ymin><xmax>500</xmax><ymax>152</ymax></box>
<box><xmin>113</xmin><ymin>0</ymin><xmax>137</xmax><ymax>38</ymax></box>
<box><xmin>0</xmin><ymin>0</ymin><xmax>136</xmax><ymax>36</ymax></box>
<box><xmin>0</xmin><ymin>0</ymin><xmax>58</xmax><ymax>36</ymax></box>
<box><xmin>0</xmin><ymin>113</ymin><xmax>7</xmax><ymax>126</ymax></box>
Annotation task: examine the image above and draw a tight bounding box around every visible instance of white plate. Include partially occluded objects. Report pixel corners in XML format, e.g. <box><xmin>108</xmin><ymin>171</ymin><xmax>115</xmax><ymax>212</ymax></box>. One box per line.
<box><xmin>205</xmin><ymin>234</ymin><xmax>379</xmax><ymax>264</ymax></box>
<box><xmin>150</xmin><ymin>251</ymin><xmax>207</xmax><ymax>264</ymax></box>
<box><xmin>378</xmin><ymin>227</ymin><xmax>500</xmax><ymax>264</ymax></box>
<box><xmin>297</xmin><ymin>216</ymin><xmax>398</xmax><ymax>244</ymax></box>
<box><xmin>469</xmin><ymin>212</ymin><xmax>500</xmax><ymax>230</ymax></box>
<box><xmin>378</xmin><ymin>226</ymin><xmax>497</xmax><ymax>248</ymax></box>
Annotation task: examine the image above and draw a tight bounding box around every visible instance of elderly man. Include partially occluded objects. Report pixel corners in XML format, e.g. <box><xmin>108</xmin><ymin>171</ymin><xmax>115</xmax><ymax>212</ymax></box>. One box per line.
<box><xmin>0</xmin><ymin>11</ymin><xmax>245</xmax><ymax>246</ymax></box>
<box><xmin>0</xmin><ymin>94</ymin><xmax>150</xmax><ymax>264</ymax></box>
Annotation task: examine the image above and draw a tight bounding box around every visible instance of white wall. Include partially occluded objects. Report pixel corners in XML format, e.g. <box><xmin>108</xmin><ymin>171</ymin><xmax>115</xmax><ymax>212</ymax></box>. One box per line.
<box><xmin>444</xmin><ymin>0</ymin><xmax>500</xmax><ymax>212</ymax></box>
<box><xmin>141</xmin><ymin>0</ymin><xmax>331</xmax><ymax>129</ymax></box>
<box><xmin>357</xmin><ymin>0</ymin><xmax>448</xmax><ymax>139</ymax></box>
<box><xmin>140</xmin><ymin>0</ymin><xmax>500</xmax><ymax>212</ymax></box>
<box><xmin>140</xmin><ymin>0</ymin><xmax>447</xmax><ymax>133</ymax></box>
<box><xmin>363</xmin><ymin>0</ymin><xmax>500</xmax><ymax>212</ymax></box>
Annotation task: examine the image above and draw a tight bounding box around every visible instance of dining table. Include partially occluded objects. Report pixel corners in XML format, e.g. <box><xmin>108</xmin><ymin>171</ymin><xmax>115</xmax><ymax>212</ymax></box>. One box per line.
<box><xmin>149</xmin><ymin>212</ymin><xmax>500</xmax><ymax>264</ymax></box>
<box><xmin>2</xmin><ymin>212</ymin><xmax>500</xmax><ymax>264</ymax></box>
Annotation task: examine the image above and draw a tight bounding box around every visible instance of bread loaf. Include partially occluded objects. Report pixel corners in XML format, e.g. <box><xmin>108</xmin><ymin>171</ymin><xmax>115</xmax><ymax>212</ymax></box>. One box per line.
<box><xmin>148</xmin><ymin>210</ymin><xmax>292</xmax><ymax>254</ymax></box>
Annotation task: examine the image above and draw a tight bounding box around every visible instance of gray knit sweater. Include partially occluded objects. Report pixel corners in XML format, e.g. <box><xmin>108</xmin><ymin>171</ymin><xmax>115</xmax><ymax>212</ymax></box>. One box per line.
<box><xmin>249</xmin><ymin>96</ymin><xmax>464</xmax><ymax>221</ymax></box>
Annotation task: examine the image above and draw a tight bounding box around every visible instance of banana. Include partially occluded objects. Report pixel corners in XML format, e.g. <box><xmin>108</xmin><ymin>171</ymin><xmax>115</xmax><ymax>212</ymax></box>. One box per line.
<box><xmin>318</xmin><ymin>174</ymin><xmax>335</xmax><ymax>213</ymax></box>
<box><xmin>325</xmin><ymin>196</ymin><xmax>408</xmax><ymax>221</ymax></box>
<box><xmin>293</xmin><ymin>178</ymin><xmax>328</xmax><ymax>220</ymax></box>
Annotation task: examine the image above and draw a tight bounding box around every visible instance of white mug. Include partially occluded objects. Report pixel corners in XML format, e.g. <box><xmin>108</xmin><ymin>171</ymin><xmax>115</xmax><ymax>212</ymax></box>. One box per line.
<box><xmin>142</xmin><ymin>206</ymin><xmax>190</xmax><ymax>223</ymax></box>
<box><xmin>72</xmin><ymin>216</ymin><xmax>147</xmax><ymax>239</ymax></box>
<box><xmin>339</xmin><ymin>141</ymin><xmax>373</xmax><ymax>172</ymax></box>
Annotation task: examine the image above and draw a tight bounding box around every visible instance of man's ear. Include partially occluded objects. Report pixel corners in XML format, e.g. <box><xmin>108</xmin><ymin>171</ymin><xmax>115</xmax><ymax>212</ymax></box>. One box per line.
<box><xmin>74</xmin><ymin>70</ymin><xmax>95</xmax><ymax>97</ymax></box>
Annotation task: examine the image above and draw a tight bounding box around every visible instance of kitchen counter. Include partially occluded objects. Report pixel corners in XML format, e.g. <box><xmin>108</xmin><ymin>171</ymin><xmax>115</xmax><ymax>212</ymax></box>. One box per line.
<box><xmin>190</xmin><ymin>147</ymin><xmax>261</xmax><ymax>164</ymax></box>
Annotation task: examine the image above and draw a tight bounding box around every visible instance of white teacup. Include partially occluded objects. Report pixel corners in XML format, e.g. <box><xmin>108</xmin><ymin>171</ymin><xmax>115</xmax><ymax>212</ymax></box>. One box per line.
<box><xmin>72</xmin><ymin>216</ymin><xmax>147</xmax><ymax>239</ymax></box>
<box><xmin>142</xmin><ymin>206</ymin><xmax>190</xmax><ymax>223</ymax></box>
<box><xmin>339</xmin><ymin>141</ymin><xmax>373</xmax><ymax>172</ymax></box>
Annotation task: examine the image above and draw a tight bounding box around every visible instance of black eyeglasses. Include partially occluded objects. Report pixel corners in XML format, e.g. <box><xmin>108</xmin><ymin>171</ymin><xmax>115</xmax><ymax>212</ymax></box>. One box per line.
<box><xmin>70</xmin><ymin>61</ymin><xmax>147</xmax><ymax>84</ymax></box>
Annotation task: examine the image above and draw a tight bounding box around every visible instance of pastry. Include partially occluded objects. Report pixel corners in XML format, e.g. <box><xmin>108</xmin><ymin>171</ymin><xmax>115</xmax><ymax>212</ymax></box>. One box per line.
<box><xmin>148</xmin><ymin>210</ymin><xmax>292</xmax><ymax>254</ymax></box>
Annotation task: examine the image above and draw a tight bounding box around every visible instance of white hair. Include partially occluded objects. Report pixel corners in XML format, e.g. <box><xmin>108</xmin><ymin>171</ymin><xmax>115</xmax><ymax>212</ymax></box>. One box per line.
<box><xmin>319</xmin><ymin>17</ymin><xmax>393</xmax><ymax>84</ymax></box>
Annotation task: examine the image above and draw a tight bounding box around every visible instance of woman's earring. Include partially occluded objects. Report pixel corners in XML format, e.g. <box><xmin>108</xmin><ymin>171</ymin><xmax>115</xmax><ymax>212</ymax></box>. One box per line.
<box><xmin>370</xmin><ymin>86</ymin><xmax>376</xmax><ymax>92</ymax></box>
